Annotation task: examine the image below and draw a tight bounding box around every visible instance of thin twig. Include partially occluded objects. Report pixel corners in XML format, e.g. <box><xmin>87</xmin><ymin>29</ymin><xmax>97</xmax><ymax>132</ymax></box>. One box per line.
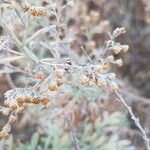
<box><xmin>63</xmin><ymin>113</ymin><xmax>80</xmax><ymax>150</ymax></box>
<box><xmin>115</xmin><ymin>91</ymin><xmax>150</xmax><ymax>150</ymax></box>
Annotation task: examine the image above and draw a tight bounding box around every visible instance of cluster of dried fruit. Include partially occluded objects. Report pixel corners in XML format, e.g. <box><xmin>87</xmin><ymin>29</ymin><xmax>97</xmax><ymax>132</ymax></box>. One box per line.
<box><xmin>21</xmin><ymin>3</ymin><xmax>46</xmax><ymax>16</ymax></box>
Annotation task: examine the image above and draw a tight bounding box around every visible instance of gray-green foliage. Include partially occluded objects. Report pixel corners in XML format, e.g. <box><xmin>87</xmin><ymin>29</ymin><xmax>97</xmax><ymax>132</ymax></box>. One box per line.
<box><xmin>0</xmin><ymin>112</ymin><xmax>134</xmax><ymax>150</ymax></box>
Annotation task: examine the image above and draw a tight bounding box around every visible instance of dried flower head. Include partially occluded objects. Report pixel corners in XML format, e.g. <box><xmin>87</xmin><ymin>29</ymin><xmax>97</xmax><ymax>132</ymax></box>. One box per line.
<box><xmin>121</xmin><ymin>45</ymin><xmax>129</xmax><ymax>52</ymax></box>
<box><xmin>113</xmin><ymin>27</ymin><xmax>126</xmax><ymax>37</ymax></box>
<box><xmin>8</xmin><ymin>114</ymin><xmax>17</xmax><ymax>123</ymax></box>
<box><xmin>97</xmin><ymin>78</ymin><xmax>107</xmax><ymax>87</ymax></box>
<box><xmin>0</xmin><ymin>129</ymin><xmax>9</xmax><ymax>138</ymax></box>
<box><xmin>115</xmin><ymin>59</ymin><xmax>123</xmax><ymax>67</ymax></box>
<box><xmin>108</xmin><ymin>73</ymin><xmax>116</xmax><ymax>80</ymax></box>
<box><xmin>21</xmin><ymin>3</ymin><xmax>30</xmax><ymax>12</ymax></box>
<box><xmin>34</xmin><ymin>71</ymin><xmax>45</xmax><ymax>80</ymax></box>
<box><xmin>106</xmin><ymin>55</ymin><xmax>114</xmax><ymax>62</ymax></box>
<box><xmin>41</xmin><ymin>96</ymin><xmax>49</xmax><ymax>105</ymax></box>
<box><xmin>56</xmin><ymin>78</ymin><xmax>64</xmax><ymax>86</ymax></box>
<box><xmin>80</xmin><ymin>75</ymin><xmax>90</xmax><ymax>85</ymax></box>
<box><xmin>113</xmin><ymin>45</ymin><xmax>122</xmax><ymax>54</ymax></box>
<box><xmin>4</xmin><ymin>88</ymin><xmax>39</xmax><ymax>109</ymax></box>
<box><xmin>109</xmin><ymin>82</ymin><xmax>119</xmax><ymax>92</ymax></box>
<box><xmin>28</xmin><ymin>6</ymin><xmax>46</xmax><ymax>17</ymax></box>
<box><xmin>48</xmin><ymin>81</ymin><xmax>58</xmax><ymax>91</ymax></box>
<box><xmin>55</xmin><ymin>69</ymin><xmax>65</xmax><ymax>78</ymax></box>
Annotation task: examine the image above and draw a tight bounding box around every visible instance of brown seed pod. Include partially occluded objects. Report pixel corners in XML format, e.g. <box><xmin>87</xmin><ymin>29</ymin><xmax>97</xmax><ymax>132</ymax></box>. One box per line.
<box><xmin>48</xmin><ymin>82</ymin><xmax>58</xmax><ymax>91</ymax></box>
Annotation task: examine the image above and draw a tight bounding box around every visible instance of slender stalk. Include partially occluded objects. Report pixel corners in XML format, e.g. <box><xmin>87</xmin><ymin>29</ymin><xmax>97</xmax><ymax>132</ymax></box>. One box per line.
<box><xmin>116</xmin><ymin>91</ymin><xmax>150</xmax><ymax>150</ymax></box>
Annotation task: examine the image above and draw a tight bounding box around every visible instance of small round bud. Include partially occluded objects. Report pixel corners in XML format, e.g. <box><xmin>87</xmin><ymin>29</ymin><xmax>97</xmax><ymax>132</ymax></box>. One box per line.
<box><xmin>67</xmin><ymin>1</ymin><xmax>75</xmax><ymax>7</ymax></box>
<box><xmin>16</xmin><ymin>96</ymin><xmax>26</xmax><ymax>106</ymax></box>
<box><xmin>113</xmin><ymin>45</ymin><xmax>122</xmax><ymax>54</ymax></box>
<box><xmin>0</xmin><ymin>129</ymin><xmax>9</xmax><ymax>138</ymax></box>
<box><xmin>99</xmin><ymin>62</ymin><xmax>110</xmax><ymax>70</ymax></box>
<box><xmin>28</xmin><ymin>6</ymin><xmax>46</xmax><ymax>17</ymax></box>
<box><xmin>2</xmin><ymin>108</ymin><xmax>10</xmax><ymax>116</ymax></box>
<box><xmin>108</xmin><ymin>73</ymin><xmax>116</xmax><ymax>80</ymax></box>
<box><xmin>55</xmin><ymin>69</ymin><xmax>64</xmax><ymax>78</ymax></box>
<box><xmin>115</xmin><ymin>59</ymin><xmax>123</xmax><ymax>67</ymax></box>
<box><xmin>8</xmin><ymin>115</ymin><xmax>17</xmax><ymax>123</ymax></box>
<box><xmin>106</xmin><ymin>55</ymin><xmax>114</xmax><ymax>62</ymax></box>
<box><xmin>31</xmin><ymin>97</ymin><xmax>40</xmax><ymax>104</ymax></box>
<box><xmin>16</xmin><ymin>107</ymin><xmax>24</xmax><ymax>113</ymax></box>
<box><xmin>109</xmin><ymin>82</ymin><xmax>119</xmax><ymax>92</ymax></box>
<box><xmin>56</xmin><ymin>78</ymin><xmax>64</xmax><ymax>86</ymax></box>
<box><xmin>113</xmin><ymin>27</ymin><xmax>126</xmax><ymax>37</ymax></box>
<box><xmin>121</xmin><ymin>45</ymin><xmax>129</xmax><ymax>52</ymax></box>
<box><xmin>34</xmin><ymin>71</ymin><xmax>45</xmax><ymax>80</ymax></box>
<box><xmin>97</xmin><ymin>78</ymin><xmax>107</xmax><ymax>87</ymax></box>
<box><xmin>21</xmin><ymin>3</ymin><xmax>30</xmax><ymax>12</ymax></box>
<box><xmin>90</xmin><ymin>11</ymin><xmax>100</xmax><ymax>23</ymax></box>
<box><xmin>86</xmin><ymin>41</ymin><xmax>96</xmax><ymax>51</ymax></box>
<box><xmin>41</xmin><ymin>96</ymin><xmax>49</xmax><ymax>105</ymax></box>
<box><xmin>48</xmin><ymin>82</ymin><xmax>58</xmax><ymax>91</ymax></box>
<box><xmin>80</xmin><ymin>75</ymin><xmax>90</xmax><ymax>85</ymax></box>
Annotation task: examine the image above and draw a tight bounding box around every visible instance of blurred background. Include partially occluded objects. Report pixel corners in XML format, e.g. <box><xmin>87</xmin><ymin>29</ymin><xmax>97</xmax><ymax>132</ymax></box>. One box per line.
<box><xmin>0</xmin><ymin>0</ymin><xmax>150</xmax><ymax>149</ymax></box>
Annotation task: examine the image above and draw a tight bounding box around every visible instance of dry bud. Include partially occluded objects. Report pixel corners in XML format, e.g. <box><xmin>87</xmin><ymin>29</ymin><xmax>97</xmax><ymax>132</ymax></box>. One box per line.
<box><xmin>109</xmin><ymin>82</ymin><xmax>119</xmax><ymax>92</ymax></box>
<box><xmin>55</xmin><ymin>69</ymin><xmax>64</xmax><ymax>78</ymax></box>
<box><xmin>106</xmin><ymin>55</ymin><xmax>114</xmax><ymax>62</ymax></box>
<box><xmin>56</xmin><ymin>78</ymin><xmax>64</xmax><ymax>86</ymax></box>
<box><xmin>21</xmin><ymin>3</ymin><xmax>30</xmax><ymax>12</ymax></box>
<box><xmin>16</xmin><ymin>107</ymin><xmax>24</xmax><ymax>113</ymax></box>
<box><xmin>97</xmin><ymin>78</ymin><xmax>107</xmax><ymax>87</ymax></box>
<box><xmin>28</xmin><ymin>6</ymin><xmax>46</xmax><ymax>17</ymax></box>
<box><xmin>108</xmin><ymin>73</ymin><xmax>116</xmax><ymax>80</ymax></box>
<box><xmin>115</xmin><ymin>59</ymin><xmax>123</xmax><ymax>67</ymax></box>
<box><xmin>41</xmin><ymin>96</ymin><xmax>49</xmax><ymax>105</ymax></box>
<box><xmin>80</xmin><ymin>75</ymin><xmax>90</xmax><ymax>85</ymax></box>
<box><xmin>113</xmin><ymin>27</ymin><xmax>126</xmax><ymax>37</ymax></box>
<box><xmin>86</xmin><ymin>41</ymin><xmax>96</xmax><ymax>51</ymax></box>
<box><xmin>113</xmin><ymin>45</ymin><xmax>122</xmax><ymax>54</ymax></box>
<box><xmin>2</xmin><ymin>108</ymin><xmax>10</xmax><ymax>116</ymax></box>
<box><xmin>90</xmin><ymin>11</ymin><xmax>100</xmax><ymax>23</ymax></box>
<box><xmin>34</xmin><ymin>71</ymin><xmax>45</xmax><ymax>80</ymax></box>
<box><xmin>48</xmin><ymin>82</ymin><xmax>58</xmax><ymax>91</ymax></box>
<box><xmin>67</xmin><ymin>1</ymin><xmax>75</xmax><ymax>7</ymax></box>
<box><xmin>121</xmin><ymin>45</ymin><xmax>129</xmax><ymax>52</ymax></box>
<box><xmin>8</xmin><ymin>115</ymin><xmax>17</xmax><ymax>123</ymax></box>
<box><xmin>99</xmin><ymin>62</ymin><xmax>110</xmax><ymax>70</ymax></box>
<box><xmin>0</xmin><ymin>129</ymin><xmax>9</xmax><ymax>138</ymax></box>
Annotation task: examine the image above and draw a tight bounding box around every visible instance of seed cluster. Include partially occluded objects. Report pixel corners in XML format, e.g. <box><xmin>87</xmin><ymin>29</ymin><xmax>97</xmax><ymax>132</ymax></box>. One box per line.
<box><xmin>4</xmin><ymin>88</ymin><xmax>50</xmax><ymax>110</ymax></box>
<box><xmin>21</xmin><ymin>3</ymin><xmax>46</xmax><ymax>17</ymax></box>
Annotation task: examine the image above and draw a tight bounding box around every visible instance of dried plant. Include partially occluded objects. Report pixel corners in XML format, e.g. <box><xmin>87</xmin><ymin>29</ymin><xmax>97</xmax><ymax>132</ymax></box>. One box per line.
<box><xmin>0</xmin><ymin>0</ymin><xmax>149</xmax><ymax>149</ymax></box>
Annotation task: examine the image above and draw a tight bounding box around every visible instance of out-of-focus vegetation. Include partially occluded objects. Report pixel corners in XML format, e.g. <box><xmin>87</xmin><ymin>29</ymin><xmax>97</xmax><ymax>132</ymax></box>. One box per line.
<box><xmin>0</xmin><ymin>0</ymin><xmax>149</xmax><ymax>150</ymax></box>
